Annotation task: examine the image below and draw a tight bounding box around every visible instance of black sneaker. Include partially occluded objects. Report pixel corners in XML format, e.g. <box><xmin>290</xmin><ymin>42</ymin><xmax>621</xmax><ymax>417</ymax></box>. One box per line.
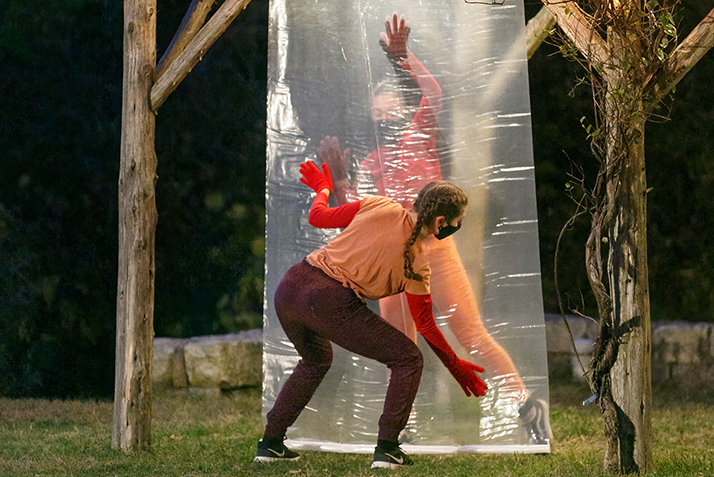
<box><xmin>254</xmin><ymin>439</ymin><xmax>300</xmax><ymax>462</ymax></box>
<box><xmin>519</xmin><ymin>398</ymin><xmax>553</xmax><ymax>446</ymax></box>
<box><xmin>371</xmin><ymin>442</ymin><xmax>414</xmax><ymax>469</ymax></box>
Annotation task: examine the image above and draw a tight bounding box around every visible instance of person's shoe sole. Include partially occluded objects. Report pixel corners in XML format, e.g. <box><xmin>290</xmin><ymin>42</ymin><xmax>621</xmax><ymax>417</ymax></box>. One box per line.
<box><xmin>371</xmin><ymin>461</ymin><xmax>405</xmax><ymax>469</ymax></box>
<box><xmin>254</xmin><ymin>455</ymin><xmax>300</xmax><ymax>462</ymax></box>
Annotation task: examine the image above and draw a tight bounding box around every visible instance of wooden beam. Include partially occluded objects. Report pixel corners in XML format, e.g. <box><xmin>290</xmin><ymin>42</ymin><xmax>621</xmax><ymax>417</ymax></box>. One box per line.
<box><xmin>156</xmin><ymin>0</ymin><xmax>216</xmax><ymax>78</ymax></box>
<box><xmin>114</xmin><ymin>0</ymin><xmax>157</xmax><ymax>452</ymax></box>
<box><xmin>646</xmin><ymin>6</ymin><xmax>714</xmax><ymax>110</ymax></box>
<box><xmin>526</xmin><ymin>5</ymin><xmax>556</xmax><ymax>60</ymax></box>
<box><xmin>542</xmin><ymin>0</ymin><xmax>608</xmax><ymax>65</ymax></box>
<box><xmin>150</xmin><ymin>0</ymin><xmax>252</xmax><ymax>111</ymax></box>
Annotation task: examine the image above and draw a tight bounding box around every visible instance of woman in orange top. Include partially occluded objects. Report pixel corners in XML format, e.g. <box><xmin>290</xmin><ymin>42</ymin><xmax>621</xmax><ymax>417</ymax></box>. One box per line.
<box><xmin>255</xmin><ymin>161</ymin><xmax>486</xmax><ymax>469</ymax></box>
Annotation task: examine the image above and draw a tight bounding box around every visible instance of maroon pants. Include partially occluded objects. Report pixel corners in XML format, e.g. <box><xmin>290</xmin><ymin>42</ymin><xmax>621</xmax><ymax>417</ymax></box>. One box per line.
<box><xmin>264</xmin><ymin>260</ymin><xmax>423</xmax><ymax>443</ymax></box>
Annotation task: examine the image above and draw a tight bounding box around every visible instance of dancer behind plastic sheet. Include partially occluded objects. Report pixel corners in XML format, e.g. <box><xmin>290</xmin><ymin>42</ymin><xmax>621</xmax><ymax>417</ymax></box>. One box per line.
<box><xmin>318</xmin><ymin>11</ymin><xmax>551</xmax><ymax>444</ymax></box>
<box><xmin>255</xmin><ymin>161</ymin><xmax>487</xmax><ymax>468</ymax></box>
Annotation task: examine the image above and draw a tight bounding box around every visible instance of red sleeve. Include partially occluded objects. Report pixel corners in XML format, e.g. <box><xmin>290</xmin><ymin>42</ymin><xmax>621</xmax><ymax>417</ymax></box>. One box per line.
<box><xmin>308</xmin><ymin>192</ymin><xmax>361</xmax><ymax>228</ymax></box>
<box><xmin>399</xmin><ymin>54</ymin><xmax>442</xmax><ymax>130</ymax></box>
<box><xmin>405</xmin><ymin>291</ymin><xmax>458</xmax><ymax>368</ymax></box>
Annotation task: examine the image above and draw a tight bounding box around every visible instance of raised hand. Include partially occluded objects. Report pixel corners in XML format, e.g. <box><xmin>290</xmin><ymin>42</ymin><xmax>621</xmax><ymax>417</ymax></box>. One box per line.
<box><xmin>316</xmin><ymin>136</ymin><xmax>350</xmax><ymax>182</ymax></box>
<box><xmin>379</xmin><ymin>12</ymin><xmax>410</xmax><ymax>63</ymax></box>
<box><xmin>299</xmin><ymin>160</ymin><xmax>333</xmax><ymax>194</ymax></box>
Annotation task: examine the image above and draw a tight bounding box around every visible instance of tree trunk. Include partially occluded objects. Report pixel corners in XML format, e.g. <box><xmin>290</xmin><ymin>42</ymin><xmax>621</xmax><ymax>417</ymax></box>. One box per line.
<box><xmin>113</xmin><ymin>0</ymin><xmax>157</xmax><ymax>452</ymax></box>
<box><xmin>600</xmin><ymin>29</ymin><xmax>652</xmax><ymax>474</ymax></box>
<box><xmin>538</xmin><ymin>2</ymin><xmax>714</xmax><ymax>474</ymax></box>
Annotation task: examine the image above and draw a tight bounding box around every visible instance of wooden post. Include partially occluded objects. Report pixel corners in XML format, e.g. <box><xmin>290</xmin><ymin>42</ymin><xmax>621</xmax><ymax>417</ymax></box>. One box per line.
<box><xmin>113</xmin><ymin>0</ymin><xmax>157</xmax><ymax>452</ymax></box>
<box><xmin>113</xmin><ymin>0</ymin><xmax>253</xmax><ymax>452</ymax></box>
<box><xmin>601</xmin><ymin>30</ymin><xmax>652</xmax><ymax>471</ymax></box>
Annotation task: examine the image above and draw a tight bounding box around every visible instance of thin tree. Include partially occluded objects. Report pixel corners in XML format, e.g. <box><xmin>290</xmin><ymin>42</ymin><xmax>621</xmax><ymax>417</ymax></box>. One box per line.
<box><xmin>115</xmin><ymin>0</ymin><xmax>252</xmax><ymax>452</ymax></box>
<box><xmin>529</xmin><ymin>1</ymin><xmax>714</xmax><ymax>473</ymax></box>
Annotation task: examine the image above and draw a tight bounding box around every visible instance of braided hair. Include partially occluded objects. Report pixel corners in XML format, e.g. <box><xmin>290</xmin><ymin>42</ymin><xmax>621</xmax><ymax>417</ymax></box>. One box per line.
<box><xmin>403</xmin><ymin>181</ymin><xmax>468</xmax><ymax>281</ymax></box>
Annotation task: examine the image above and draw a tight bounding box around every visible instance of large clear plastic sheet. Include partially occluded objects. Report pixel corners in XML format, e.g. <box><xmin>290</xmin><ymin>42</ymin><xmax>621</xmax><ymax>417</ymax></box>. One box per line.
<box><xmin>263</xmin><ymin>0</ymin><xmax>549</xmax><ymax>454</ymax></box>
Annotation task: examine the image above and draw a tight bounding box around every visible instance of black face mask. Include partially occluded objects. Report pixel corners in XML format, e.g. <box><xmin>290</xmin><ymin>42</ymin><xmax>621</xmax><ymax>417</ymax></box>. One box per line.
<box><xmin>435</xmin><ymin>221</ymin><xmax>462</xmax><ymax>240</ymax></box>
<box><xmin>376</xmin><ymin>119</ymin><xmax>407</xmax><ymax>145</ymax></box>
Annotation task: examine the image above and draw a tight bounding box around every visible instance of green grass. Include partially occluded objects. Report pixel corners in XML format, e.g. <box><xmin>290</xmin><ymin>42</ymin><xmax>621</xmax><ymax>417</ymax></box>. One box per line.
<box><xmin>0</xmin><ymin>382</ymin><xmax>712</xmax><ymax>476</ymax></box>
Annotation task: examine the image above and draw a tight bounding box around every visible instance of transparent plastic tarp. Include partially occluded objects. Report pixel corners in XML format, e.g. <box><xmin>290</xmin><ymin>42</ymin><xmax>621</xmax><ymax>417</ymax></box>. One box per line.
<box><xmin>263</xmin><ymin>0</ymin><xmax>549</xmax><ymax>453</ymax></box>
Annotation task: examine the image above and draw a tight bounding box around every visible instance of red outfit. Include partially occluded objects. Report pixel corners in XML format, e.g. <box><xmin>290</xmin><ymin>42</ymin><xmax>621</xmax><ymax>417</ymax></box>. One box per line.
<box><xmin>336</xmin><ymin>54</ymin><xmax>442</xmax><ymax>209</ymax></box>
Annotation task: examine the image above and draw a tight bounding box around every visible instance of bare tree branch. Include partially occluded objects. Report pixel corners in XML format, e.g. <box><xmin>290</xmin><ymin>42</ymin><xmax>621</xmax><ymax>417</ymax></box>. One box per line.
<box><xmin>554</xmin><ymin>195</ymin><xmax>591</xmax><ymax>378</ymax></box>
<box><xmin>150</xmin><ymin>0</ymin><xmax>253</xmax><ymax>111</ymax></box>
<box><xmin>646</xmin><ymin>6</ymin><xmax>714</xmax><ymax>111</ymax></box>
<box><xmin>156</xmin><ymin>0</ymin><xmax>216</xmax><ymax>78</ymax></box>
<box><xmin>526</xmin><ymin>5</ymin><xmax>556</xmax><ymax>59</ymax></box>
<box><xmin>542</xmin><ymin>0</ymin><xmax>608</xmax><ymax>65</ymax></box>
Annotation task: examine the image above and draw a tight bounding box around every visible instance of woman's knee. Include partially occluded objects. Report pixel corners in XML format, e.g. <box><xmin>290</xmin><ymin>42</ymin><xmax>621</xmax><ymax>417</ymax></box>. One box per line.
<box><xmin>395</xmin><ymin>344</ymin><xmax>423</xmax><ymax>372</ymax></box>
<box><xmin>301</xmin><ymin>347</ymin><xmax>334</xmax><ymax>376</ymax></box>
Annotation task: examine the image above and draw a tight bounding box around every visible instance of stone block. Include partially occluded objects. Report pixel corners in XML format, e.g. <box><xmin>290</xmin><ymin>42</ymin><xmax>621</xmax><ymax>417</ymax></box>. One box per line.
<box><xmin>544</xmin><ymin>314</ymin><xmax>599</xmax><ymax>354</ymax></box>
<box><xmin>652</xmin><ymin>323</ymin><xmax>710</xmax><ymax>365</ymax></box>
<box><xmin>571</xmin><ymin>339</ymin><xmax>594</xmax><ymax>382</ymax></box>
<box><xmin>153</xmin><ymin>337</ymin><xmax>189</xmax><ymax>388</ymax></box>
<box><xmin>183</xmin><ymin>329</ymin><xmax>263</xmax><ymax>390</ymax></box>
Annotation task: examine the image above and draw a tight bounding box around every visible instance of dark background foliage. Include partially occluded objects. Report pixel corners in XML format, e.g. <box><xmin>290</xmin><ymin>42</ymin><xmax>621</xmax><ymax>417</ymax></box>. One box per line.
<box><xmin>0</xmin><ymin>0</ymin><xmax>711</xmax><ymax>398</ymax></box>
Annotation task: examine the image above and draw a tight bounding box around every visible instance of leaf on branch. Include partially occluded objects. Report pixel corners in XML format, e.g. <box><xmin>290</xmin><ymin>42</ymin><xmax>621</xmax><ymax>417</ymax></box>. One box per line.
<box><xmin>560</xmin><ymin>42</ymin><xmax>580</xmax><ymax>60</ymax></box>
<box><xmin>579</xmin><ymin>116</ymin><xmax>601</xmax><ymax>139</ymax></box>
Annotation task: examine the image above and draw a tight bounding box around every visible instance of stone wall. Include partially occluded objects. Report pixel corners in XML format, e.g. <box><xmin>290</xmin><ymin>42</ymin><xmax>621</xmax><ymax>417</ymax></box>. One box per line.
<box><xmin>153</xmin><ymin>329</ymin><xmax>262</xmax><ymax>392</ymax></box>
<box><xmin>545</xmin><ymin>314</ymin><xmax>714</xmax><ymax>386</ymax></box>
<box><xmin>152</xmin><ymin>319</ymin><xmax>714</xmax><ymax>392</ymax></box>
<box><xmin>652</xmin><ymin>322</ymin><xmax>714</xmax><ymax>384</ymax></box>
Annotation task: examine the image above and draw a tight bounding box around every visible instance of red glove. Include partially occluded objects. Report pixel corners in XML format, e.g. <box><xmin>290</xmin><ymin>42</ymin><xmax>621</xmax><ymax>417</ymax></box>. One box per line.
<box><xmin>317</xmin><ymin>136</ymin><xmax>349</xmax><ymax>182</ymax></box>
<box><xmin>300</xmin><ymin>160</ymin><xmax>333</xmax><ymax>194</ymax></box>
<box><xmin>448</xmin><ymin>358</ymin><xmax>488</xmax><ymax>397</ymax></box>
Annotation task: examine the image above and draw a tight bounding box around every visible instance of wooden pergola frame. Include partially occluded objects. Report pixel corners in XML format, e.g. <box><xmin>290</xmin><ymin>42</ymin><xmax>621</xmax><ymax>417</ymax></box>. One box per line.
<box><xmin>115</xmin><ymin>0</ymin><xmax>714</xmax><ymax>455</ymax></box>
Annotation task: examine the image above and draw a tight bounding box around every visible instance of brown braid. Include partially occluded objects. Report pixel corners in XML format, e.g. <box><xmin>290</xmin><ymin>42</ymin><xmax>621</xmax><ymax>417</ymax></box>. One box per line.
<box><xmin>403</xmin><ymin>181</ymin><xmax>468</xmax><ymax>281</ymax></box>
<box><xmin>403</xmin><ymin>214</ymin><xmax>427</xmax><ymax>281</ymax></box>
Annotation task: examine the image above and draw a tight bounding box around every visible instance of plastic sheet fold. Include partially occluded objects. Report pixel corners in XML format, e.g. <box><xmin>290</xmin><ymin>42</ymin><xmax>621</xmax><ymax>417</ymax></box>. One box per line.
<box><xmin>263</xmin><ymin>0</ymin><xmax>549</xmax><ymax>453</ymax></box>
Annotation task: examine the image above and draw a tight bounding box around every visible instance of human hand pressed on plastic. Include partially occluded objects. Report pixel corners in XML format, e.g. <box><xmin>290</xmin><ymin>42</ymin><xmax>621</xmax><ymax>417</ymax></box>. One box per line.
<box><xmin>317</xmin><ymin>136</ymin><xmax>349</xmax><ymax>182</ymax></box>
<box><xmin>448</xmin><ymin>358</ymin><xmax>488</xmax><ymax>397</ymax></box>
<box><xmin>300</xmin><ymin>160</ymin><xmax>333</xmax><ymax>194</ymax></box>
<box><xmin>379</xmin><ymin>12</ymin><xmax>410</xmax><ymax>63</ymax></box>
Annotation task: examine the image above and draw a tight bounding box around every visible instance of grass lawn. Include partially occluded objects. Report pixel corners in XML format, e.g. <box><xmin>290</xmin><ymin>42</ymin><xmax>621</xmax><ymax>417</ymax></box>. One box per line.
<box><xmin>0</xmin><ymin>381</ymin><xmax>712</xmax><ymax>476</ymax></box>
